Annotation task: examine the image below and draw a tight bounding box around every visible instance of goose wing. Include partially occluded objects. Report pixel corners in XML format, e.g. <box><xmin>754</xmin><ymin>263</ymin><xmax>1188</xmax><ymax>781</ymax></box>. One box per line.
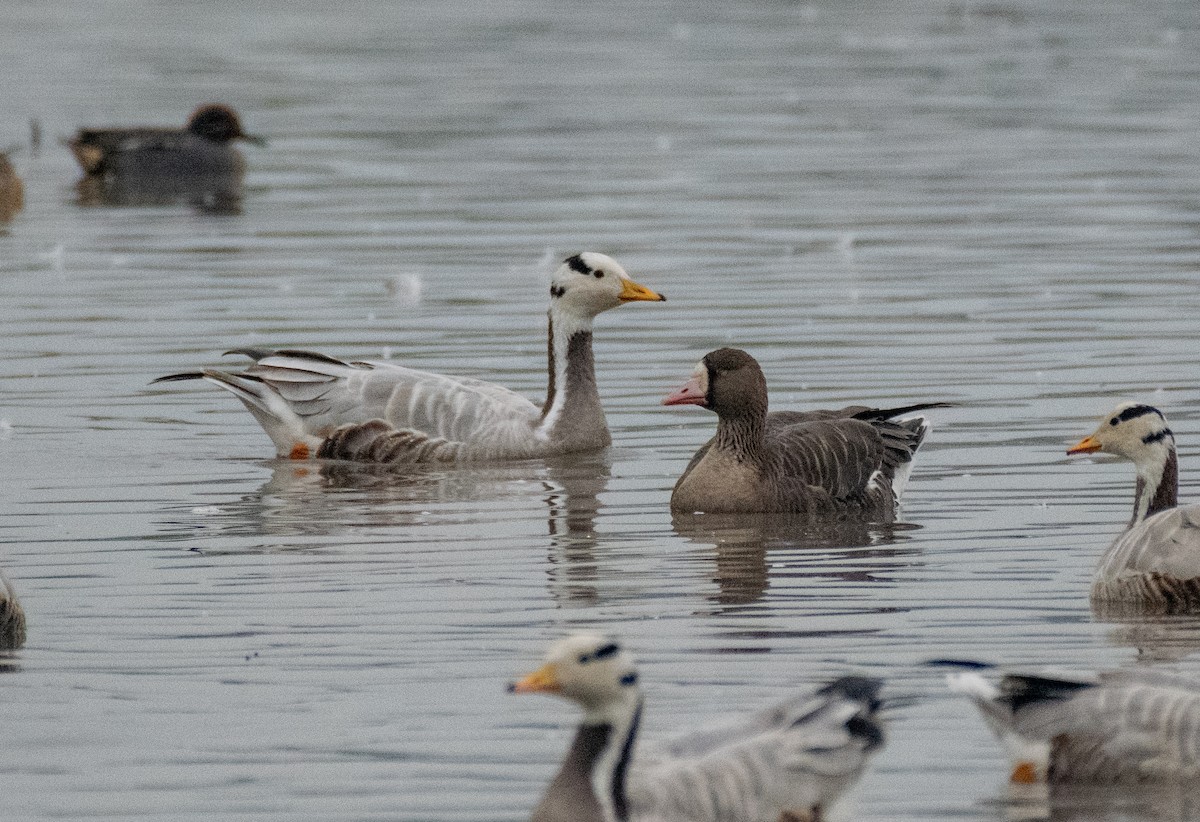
<box><xmin>1097</xmin><ymin>504</ymin><xmax>1200</xmax><ymax>583</ymax></box>
<box><xmin>951</xmin><ymin>667</ymin><xmax>1200</xmax><ymax>782</ymax></box>
<box><xmin>764</xmin><ymin>417</ymin><xmax>888</xmax><ymax>500</ymax></box>
<box><xmin>193</xmin><ymin>349</ymin><xmax>541</xmax><ymax>442</ymax></box>
<box><xmin>630</xmin><ymin>677</ymin><xmax>884</xmax><ymax>821</ymax></box>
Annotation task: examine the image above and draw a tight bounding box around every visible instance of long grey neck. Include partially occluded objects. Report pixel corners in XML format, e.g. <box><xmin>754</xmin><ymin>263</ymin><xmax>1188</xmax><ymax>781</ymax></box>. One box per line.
<box><xmin>1133</xmin><ymin>448</ymin><xmax>1178</xmax><ymax>525</ymax></box>
<box><xmin>533</xmin><ymin>698</ymin><xmax>642</xmax><ymax>822</ymax></box>
<box><xmin>713</xmin><ymin>408</ymin><xmax>768</xmax><ymax>468</ymax></box>
<box><xmin>538</xmin><ymin>311</ymin><xmax>611</xmax><ymax>448</ymax></box>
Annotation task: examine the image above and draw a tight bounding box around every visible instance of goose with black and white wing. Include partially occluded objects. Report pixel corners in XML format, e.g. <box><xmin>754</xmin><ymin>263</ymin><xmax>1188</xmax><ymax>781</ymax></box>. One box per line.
<box><xmin>155</xmin><ymin>253</ymin><xmax>664</xmax><ymax>464</ymax></box>
<box><xmin>509</xmin><ymin>633</ymin><xmax>884</xmax><ymax>822</ymax></box>
<box><xmin>947</xmin><ymin>663</ymin><xmax>1200</xmax><ymax>783</ymax></box>
<box><xmin>1068</xmin><ymin>402</ymin><xmax>1200</xmax><ymax>611</ymax></box>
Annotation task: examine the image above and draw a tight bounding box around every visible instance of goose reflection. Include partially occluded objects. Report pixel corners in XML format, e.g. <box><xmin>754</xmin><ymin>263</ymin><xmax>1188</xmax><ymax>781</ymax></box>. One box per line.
<box><xmin>155</xmin><ymin>454</ymin><xmax>611</xmax><ymax>557</ymax></box>
<box><xmin>1094</xmin><ymin>607</ymin><xmax>1200</xmax><ymax>662</ymax></box>
<box><xmin>998</xmin><ymin>780</ymin><xmax>1200</xmax><ymax>822</ymax></box>
<box><xmin>671</xmin><ymin>512</ymin><xmax>921</xmax><ymax>611</ymax></box>
<box><xmin>541</xmin><ymin>453</ymin><xmax>610</xmax><ymax>606</ymax></box>
<box><xmin>75</xmin><ymin>173</ymin><xmax>245</xmax><ymax>214</ymax></box>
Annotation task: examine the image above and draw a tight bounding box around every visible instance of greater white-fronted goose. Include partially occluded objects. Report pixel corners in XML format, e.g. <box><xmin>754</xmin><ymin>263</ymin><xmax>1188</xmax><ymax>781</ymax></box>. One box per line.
<box><xmin>510</xmin><ymin>633</ymin><xmax>884</xmax><ymax>822</ymax></box>
<box><xmin>155</xmin><ymin>253</ymin><xmax>664</xmax><ymax>463</ymax></box>
<box><xmin>0</xmin><ymin>572</ymin><xmax>26</xmax><ymax>650</ymax></box>
<box><xmin>1067</xmin><ymin>402</ymin><xmax>1200</xmax><ymax>612</ymax></box>
<box><xmin>663</xmin><ymin>348</ymin><xmax>945</xmax><ymax>516</ymax></box>
<box><xmin>947</xmin><ymin>664</ymin><xmax>1200</xmax><ymax>783</ymax></box>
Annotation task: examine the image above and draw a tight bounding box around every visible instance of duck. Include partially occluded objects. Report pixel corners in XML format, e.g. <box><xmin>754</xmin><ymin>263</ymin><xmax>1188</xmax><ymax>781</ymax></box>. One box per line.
<box><xmin>0</xmin><ymin>572</ymin><xmax>26</xmax><ymax>650</ymax></box>
<box><xmin>154</xmin><ymin>253</ymin><xmax>665</xmax><ymax>463</ymax></box>
<box><xmin>1067</xmin><ymin>402</ymin><xmax>1200</xmax><ymax>612</ymax></box>
<box><xmin>946</xmin><ymin>663</ymin><xmax>1200</xmax><ymax>783</ymax></box>
<box><xmin>663</xmin><ymin>347</ymin><xmax>945</xmax><ymax>516</ymax></box>
<box><xmin>68</xmin><ymin>103</ymin><xmax>264</xmax><ymax>179</ymax></box>
<box><xmin>509</xmin><ymin>633</ymin><xmax>885</xmax><ymax>822</ymax></box>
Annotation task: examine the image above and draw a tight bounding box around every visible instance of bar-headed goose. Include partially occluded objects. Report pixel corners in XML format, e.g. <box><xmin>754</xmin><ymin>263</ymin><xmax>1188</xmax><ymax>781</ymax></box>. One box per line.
<box><xmin>510</xmin><ymin>633</ymin><xmax>884</xmax><ymax>822</ymax></box>
<box><xmin>947</xmin><ymin>664</ymin><xmax>1200</xmax><ymax>783</ymax></box>
<box><xmin>0</xmin><ymin>572</ymin><xmax>25</xmax><ymax>650</ymax></box>
<box><xmin>1067</xmin><ymin>402</ymin><xmax>1200</xmax><ymax>611</ymax></box>
<box><xmin>663</xmin><ymin>348</ymin><xmax>945</xmax><ymax>516</ymax></box>
<box><xmin>155</xmin><ymin>253</ymin><xmax>664</xmax><ymax>463</ymax></box>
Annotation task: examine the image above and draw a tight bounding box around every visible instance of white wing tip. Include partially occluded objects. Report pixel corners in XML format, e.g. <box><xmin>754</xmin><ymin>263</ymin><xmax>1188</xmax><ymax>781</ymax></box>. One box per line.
<box><xmin>945</xmin><ymin>671</ymin><xmax>999</xmax><ymax>701</ymax></box>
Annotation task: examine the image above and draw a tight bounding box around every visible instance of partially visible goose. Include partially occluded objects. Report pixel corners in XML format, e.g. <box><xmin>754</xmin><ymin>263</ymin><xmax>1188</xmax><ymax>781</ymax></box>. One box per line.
<box><xmin>0</xmin><ymin>148</ymin><xmax>23</xmax><ymax>223</ymax></box>
<box><xmin>947</xmin><ymin>664</ymin><xmax>1200</xmax><ymax>783</ymax></box>
<box><xmin>0</xmin><ymin>572</ymin><xmax>26</xmax><ymax>650</ymax></box>
<box><xmin>663</xmin><ymin>348</ymin><xmax>945</xmax><ymax>516</ymax></box>
<box><xmin>155</xmin><ymin>253</ymin><xmax>665</xmax><ymax>463</ymax></box>
<box><xmin>1067</xmin><ymin>402</ymin><xmax>1200</xmax><ymax>611</ymax></box>
<box><xmin>510</xmin><ymin>633</ymin><xmax>884</xmax><ymax>822</ymax></box>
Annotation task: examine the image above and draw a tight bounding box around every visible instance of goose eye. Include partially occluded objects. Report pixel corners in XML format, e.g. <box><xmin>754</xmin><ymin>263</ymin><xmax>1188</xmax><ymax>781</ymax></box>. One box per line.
<box><xmin>578</xmin><ymin>653</ymin><xmax>591</xmax><ymax>664</ymax></box>
<box><xmin>593</xmin><ymin>270</ymin><xmax>604</xmax><ymax>279</ymax></box>
<box><xmin>1110</xmin><ymin>417</ymin><xmax>1119</xmax><ymax>426</ymax></box>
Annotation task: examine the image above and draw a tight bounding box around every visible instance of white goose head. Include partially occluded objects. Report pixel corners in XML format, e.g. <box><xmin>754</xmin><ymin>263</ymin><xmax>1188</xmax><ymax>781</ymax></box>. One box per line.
<box><xmin>1068</xmin><ymin>402</ymin><xmax>1178</xmax><ymax>523</ymax></box>
<box><xmin>549</xmin><ymin>253</ymin><xmax>664</xmax><ymax>325</ymax></box>
<box><xmin>509</xmin><ymin>633</ymin><xmax>641</xmax><ymax>724</ymax></box>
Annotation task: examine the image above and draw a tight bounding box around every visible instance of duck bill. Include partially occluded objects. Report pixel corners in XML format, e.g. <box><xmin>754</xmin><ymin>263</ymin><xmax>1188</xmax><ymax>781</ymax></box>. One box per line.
<box><xmin>240</xmin><ymin>133</ymin><xmax>268</xmax><ymax>147</ymax></box>
<box><xmin>1066</xmin><ymin>434</ymin><xmax>1102</xmax><ymax>455</ymax></box>
<box><xmin>618</xmin><ymin>277</ymin><xmax>665</xmax><ymax>303</ymax></box>
<box><xmin>662</xmin><ymin>375</ymin><xmax>707</xmax><ymax>407</ymax></box>
<box><xmin>507</xmin><ymin>663</ymin><xmax>561</xmax><ymax>694</ymax></box>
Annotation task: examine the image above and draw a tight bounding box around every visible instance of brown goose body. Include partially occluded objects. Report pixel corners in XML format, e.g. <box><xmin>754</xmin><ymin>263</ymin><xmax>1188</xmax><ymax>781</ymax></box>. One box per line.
<box><xmin>665</xmin><ymin>348</ymin><xmax>944</xmax><ymax>517</ymax></box>
<box><xmin>1068</xmin><ymin>402</ymin><xmax>1200</xmax><ymax>614</ymax></box>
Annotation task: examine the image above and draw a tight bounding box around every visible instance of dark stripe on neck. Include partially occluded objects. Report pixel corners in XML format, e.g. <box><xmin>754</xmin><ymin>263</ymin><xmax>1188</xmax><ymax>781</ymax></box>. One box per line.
<box><xmin>1113</xmin><ymin>404</ymin><xmax>1161</xmax><ymax>424</ymax></box>
<box><xmin>1149</xmin><ymin>448</ymin><xmax>1179</xmax><ymax>518</ymax></box>
<box><xmin>541</xmin><ymin>314</ymin><xmax>556</xmax><ymax>418</ymax></box>
<box><xmin>1142</xmin><ymin>428</ymin><xmax>1172</xmax><ymax>445</ymax></box>
<box><xmin>610</xmin><ymin>699</ymin><xmax>641</xmax><ymax>822</ymax></box>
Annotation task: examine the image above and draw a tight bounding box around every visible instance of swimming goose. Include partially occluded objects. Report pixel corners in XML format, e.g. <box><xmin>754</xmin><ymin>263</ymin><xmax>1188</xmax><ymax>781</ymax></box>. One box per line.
<box><xmin>155</xmin><ymin>253</ymin><xmax>665</xmax><ymax>463</ymax></box>
<box><xmin>663</xmin><ymin>348</ymin><xmax>945</xmax><ymax>516</ymax></box>
<box><xmin>69</xmin><ymin>103</ymin><xmax>264</xmax><ymax>178</ymax></box>
<box><xmin>947</xmin><ymin>664</ymin><xmax>1200</xmax><ymax>783</ymax></box>
<box><xmin>1067</xmin><ymin>402</ymin><xmax>1200</xmax><ymax>611</ymax></box>
<box><xmin>0</xmin><ymin>572</ymin><xmax>26</xmax><ymax>650</ymax></box>
<box><xmin>510</xmin><ymin>633</ymin><xmax>884</xmax><ymax>822</ymax></box>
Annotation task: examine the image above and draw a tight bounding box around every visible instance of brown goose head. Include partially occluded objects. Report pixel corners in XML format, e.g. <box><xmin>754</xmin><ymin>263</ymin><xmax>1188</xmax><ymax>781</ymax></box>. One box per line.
<box><xmin>663</xmin><ymin>347</ymin><xmax>768</xmax><ymax>422</ymax></box>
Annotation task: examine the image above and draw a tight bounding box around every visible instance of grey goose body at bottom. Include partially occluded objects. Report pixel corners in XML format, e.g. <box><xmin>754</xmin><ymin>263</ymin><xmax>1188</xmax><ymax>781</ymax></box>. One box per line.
<box><xmin>946</xmin><ymin>663</ymin><xmax>1200</xmax><ymax>783</ymax></box>
<box><xmin>510</xmin><ymin>633</ymin><xmax>884</xmax><ymax>822</ymax></box>
<box><xmin>664</xmin><ymin>348</ymin><xmax>946</xmax><ymax>517</ymax></box>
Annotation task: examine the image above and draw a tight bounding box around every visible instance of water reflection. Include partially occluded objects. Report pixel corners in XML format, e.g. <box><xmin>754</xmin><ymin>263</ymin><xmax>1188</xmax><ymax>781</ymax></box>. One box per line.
<box><xmin>543</xmin><ymin>453</ymin><xmax>609</xmax><ymax>606</ymax></box>
<box><xmin>672</xmin><ymin>512</ymin><xmax>920</xmax><ymax>610</ymax></box>
<box><xmin>74</xmin><ymin>173</ymin><xmax>245</xmax><ymax>215</ymax></box>
<box><xmin>998</xmin><ymin>781</ymin><xmax>1200</xmax><ymax>822</ymax></box>
<box><xmin>1096</xmin><ymin>611</ymin><xmax>1200</xmax><ymax>662</ymax></box>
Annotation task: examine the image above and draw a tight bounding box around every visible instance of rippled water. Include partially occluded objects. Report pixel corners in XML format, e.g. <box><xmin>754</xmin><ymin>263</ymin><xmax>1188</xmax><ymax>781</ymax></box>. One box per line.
<box><xmin>4</xmin><ymin>1</ymin><xmax>1200</xmax><ymax>820</ymax></box>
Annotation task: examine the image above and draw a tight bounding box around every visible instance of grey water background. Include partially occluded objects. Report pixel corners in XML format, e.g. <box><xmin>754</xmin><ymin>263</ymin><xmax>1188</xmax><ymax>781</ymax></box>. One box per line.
<box><xmin>3</xmin><ymin>0</ymin><xmax>1200</xmax><ymax>819</ymax></box>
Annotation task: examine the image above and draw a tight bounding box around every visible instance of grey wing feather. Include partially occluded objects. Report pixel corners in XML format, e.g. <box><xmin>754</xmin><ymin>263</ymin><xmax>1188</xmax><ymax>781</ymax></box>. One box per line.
<box><xmin>1096</xmin><ymin>505</ymin><xmax>1200</xmax><ymax>583</ymax></box>
<box><xmin>230</xmin><ymin>350</ymin><xmax>540</xmax><ymax>442</ymax></box>
<box><xmin>995</xmin><ymin>670</ymin><xmax>1200</xmax><ymax>781</ymax></box>
<box><xmin>630</xmin><ymin>678</ymin><xmax>884</xmax><ymax>821</ymax></box>
<box><xmin>765</xmin><ymin>417</ymin><xmax>885</xmax><ymax>500</ymax></box>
